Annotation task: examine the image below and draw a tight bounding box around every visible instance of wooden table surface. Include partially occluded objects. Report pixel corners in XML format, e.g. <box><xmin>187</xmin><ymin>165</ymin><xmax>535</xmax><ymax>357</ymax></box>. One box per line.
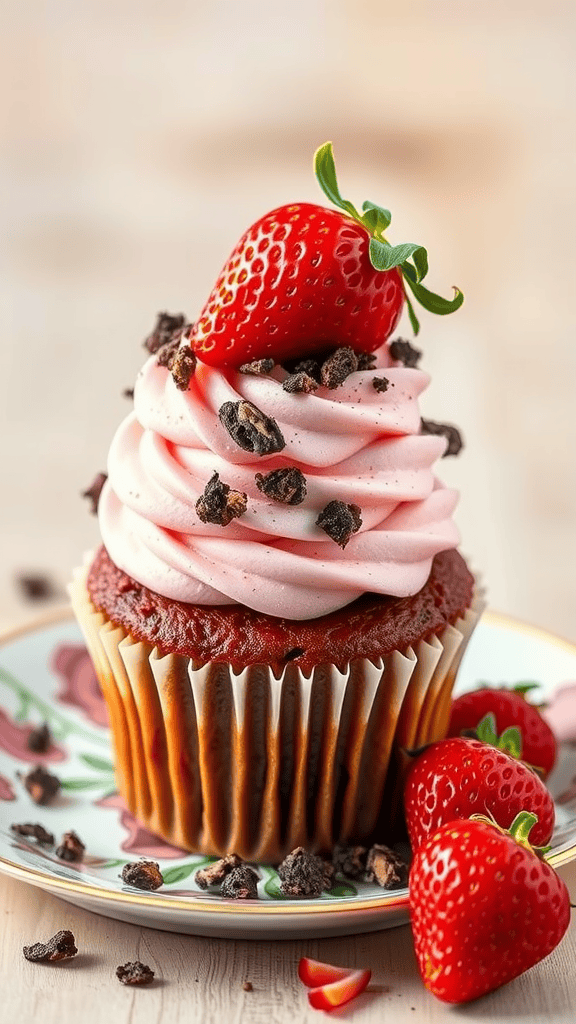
<box><xmin>2</xmin><ymin>860</ymin><xmax>575</xmax><ymax>1024</ymax></box>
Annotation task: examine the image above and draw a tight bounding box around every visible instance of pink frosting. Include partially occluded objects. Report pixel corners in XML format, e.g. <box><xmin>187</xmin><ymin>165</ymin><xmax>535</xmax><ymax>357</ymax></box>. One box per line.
<box><xmin>98</xmin><ymin>344</ymin><xmax>460</xmax><ymax>619</ymax></box>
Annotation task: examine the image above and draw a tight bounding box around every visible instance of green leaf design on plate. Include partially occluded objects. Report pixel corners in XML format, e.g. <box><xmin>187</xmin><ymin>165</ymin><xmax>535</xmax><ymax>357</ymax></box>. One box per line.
<box><xmin>98</xmin><ymin>858</ymin><xmax>129</xmax><ymax>870</ymax></box>
<box><xmin>79</xmin><ymin>753</ymin><xmax>115</xmax><ymax>773</ymax></box>
<box><xmin>262</xmin><ymin>866</ymin><xmax>288</xmax><ymax>900</ymax></box>
<box><xmin>61</xmin><ymin>776</ymin><xmax>116</xmax><ymax>791</ymax></box>
<box><xmin>163</xmin><ymin>861</ymin><xmax>207</xmax><ymax>886</ymax></box>
<box><xmin>324</xmin><ymin>882</ymin><xmax>358</xmax><ymax>898</ymax></box>
<box><xmin>0</xmin><ymin>665</ymin><xmax>109</xmax><ymax>747</ymax></box>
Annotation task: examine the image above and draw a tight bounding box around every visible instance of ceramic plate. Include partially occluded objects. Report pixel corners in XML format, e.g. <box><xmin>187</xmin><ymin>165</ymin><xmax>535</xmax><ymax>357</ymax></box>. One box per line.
<box><xmin>0</xmin><ymin>608</ymin><xmax>575</xmax><ymax>939</ymax></box>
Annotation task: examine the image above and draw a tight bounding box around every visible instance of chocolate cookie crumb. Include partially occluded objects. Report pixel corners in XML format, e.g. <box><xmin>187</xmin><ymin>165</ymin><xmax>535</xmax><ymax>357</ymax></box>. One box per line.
<box><xmin>219</xmin><ymin>400</ymin><xmax>285</xmax><ymax>456</ymax></box>
<box><xmin>55</xmin><ymin>830</ymin><xmax>85</xmax><ymax>863</ymax></box>
<box><xmin>364</xmin><ymin>844</ymin><xmax>408</xmax><ymax>889</ymax></box>
<box><xmin>82</xmin><ymin>473</ymin><xmax>107</xmax><ymax>515</ymax></box>
<box><xmin>316</xmin><ymin>500</ymin><xmax>362</xmax><ymax>548</ymax></box>
<box><xmin>19</xmin><ymin>765</ymin><xmax>61</xmax><ymax>806</ymax></box>
<box><xmin>220</xmin><ymin>866</ymin><xmax>259</xmax><ymax>900</ymax></box>
<box><xmin>195</xmin><ymin>473</ymin><xmax>247</xmax><ymax>527</ymax></box>
<box><xmin>144</xmin><ymin>312</ymin><xmax>187</xmax><ymax>354</ymax></box>
<box><xmin>284</xmin><ymin>647</ymin><xmax>305</xmax><ymax>662</ymax></box>
<box><xmin>11</xmin><ymin>822</ymin><xmax>55</xmax><ymax>846</ymax></box>
<box><xmin>195</xmin><ymin>853</ymin><xmax>243</xmax><ymax>890</ymax></box>
<box><xmin>420</xmin><ymin>418</ymin><xmax>463</xmax><ymax>457</ymax></box>
<box><xmin>332</xmin><ymin>843</ymin><xmax>368</xmax><ymax>879</ymax></box>
<box><xmin>116</xmin><ymin>961</ymin><xmax>155</xmax><ymax>986</ymax></box>
<box><xmin>170</xmin><ymin>345</ymin><xmax>196</xmax><ymax>391</ymax></box>
<box><xmin>15</xmin><ymin>574</ymin><xmax>57</xmax><ymax>603</ymax></box>
<box><xmin>320</xmin><ymin>347</ymin><xmax>359</xmax><ymax>388</ymax></box>
<box><xmin>355</xmin><ymin>350</ymin><xmax>377</xmax><ymax>371</ymax></box>
<box><xmin>239</xmin><ymin>358</ymin><xmax>275</xmax><ymax>376</ymax></box>
<box><xmin>122</xmin><ymin>388</ymin><xmax>134</xmax><ymax>400</ymax></box>
<box><xmin>372</xmin><ymin>376</ymin><xmax>390</xmax><ymax>394</ymax></box>
<box><xmin>278</xmin><ymin>847</ymin><xmax>324</xmax><ymax>898</ymax></box>
<box><xmin>27</xmin><ymin>723</ymin><xmax>51</xmax><ymax>754</ymax></box>
<box><xmin>23</xmin><ymin>930</ymin><xmax>77</xmax><ymax>963</ymax></box>
<box><xmin>121</xmin><ymin>860</ymin><xmax>164</xmax><ymax>891</ymax></box>
<box><xmin>156</xmin><ymin>336</ymin><xmax>180</xmax><ymax>368</ymax></box>
<box><xmin>282</xmin><ymin>371</ymin><xmax>319</xmax><ymax>394</ymax></box>
<box><xmin>255</xmin><ymin>467</ymin><xmax>307</xmax><ymax>505</ymax></box>
<box><xmin>243</xmin><ymin>981</ymin><xmax>253</xmax><ymax>992</ymax></box>
<box><xmin>292</xmin><ymin>358</ymin><xmax>322</xmax><ymax>381</ymax></box>
<box><xmin>389</xmin><ymin>338</ymin><xmax>422</xmax><ymax>368</ymax></box>
<box><xmin>317</xmin><ymin>856</ymin><xmax>336</xmax><ymax>891</ymax></box>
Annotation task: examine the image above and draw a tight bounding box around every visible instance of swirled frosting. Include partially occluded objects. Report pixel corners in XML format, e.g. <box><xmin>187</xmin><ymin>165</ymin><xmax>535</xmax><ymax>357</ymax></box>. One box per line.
<box><xmin>98</xmin><ymin>344</ymin><xmax>459</xmax><ymax>619</ymax></box>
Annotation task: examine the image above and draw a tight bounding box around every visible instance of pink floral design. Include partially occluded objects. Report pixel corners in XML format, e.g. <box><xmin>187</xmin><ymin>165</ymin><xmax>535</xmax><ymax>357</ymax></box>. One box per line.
<box><xmin>542</xmin><ymin>682</ymin><xmax>576</xmax><ymax>744</ymax></box>
<box><xmin>0</xmin><ymin>708</ymin><xmax>66</xmax><ymax>763</ymax></box>
<box><xmin>0</xmin><ymin>772</ymin><xmax>15</xmax><ymax>801</ymax></box>
<box><xmin>51</xmin><ymin>644</ymin><xmax>109</xmax><ymax>728</ymax></box>
<box><xmin>95</xmin><ymin>793</ymin><xmax>189</xmax><ymax>859</ymax></box>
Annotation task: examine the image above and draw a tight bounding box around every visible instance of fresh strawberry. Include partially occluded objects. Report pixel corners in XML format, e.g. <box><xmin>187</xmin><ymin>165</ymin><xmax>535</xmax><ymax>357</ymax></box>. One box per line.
<box><xmin>448</xmin><ymin>684</ymin><xmax>557</xmax><ymax>778</ymax></box>
<box><xmin>190</xmin><ymin>142</ymin><xmax>463</xmax><ymax>368</ymax></box>
<box><xmin>409</xmin><ymin>813</ymin><xmax>571</xmax><ymax>1003</ymax></box>
<box><xmin>307</xmin><ymin>969</ymin><xmax>372</xmax><ymax>1011</ymax></box>
<box><xmin>298</xmin><ymin>958</ymin><xmax>354</xmax><ymax>987</ymax></box>
<box><xmin>404</xmin><ymin>737</ymin><xmax>555</xmax><ymax>851</ymax></box>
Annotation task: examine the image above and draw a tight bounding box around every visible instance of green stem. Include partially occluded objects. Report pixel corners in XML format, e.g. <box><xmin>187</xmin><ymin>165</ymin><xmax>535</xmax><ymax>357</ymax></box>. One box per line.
<box><xmin>0</xmin><ymin>665</ymin><xmax>109</xmax><ymax>749</ymax></box>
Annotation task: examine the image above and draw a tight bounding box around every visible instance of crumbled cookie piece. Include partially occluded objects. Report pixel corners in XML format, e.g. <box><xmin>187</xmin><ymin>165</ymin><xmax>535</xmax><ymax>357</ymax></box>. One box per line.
<box><xmin>278</xmin><ymin>847</ymin><xmax>324</xmax><ymax>898</ymax></box>
<box><xmin>332</xmin><ymin>843</ymin><xmax>368</xmax><ymax>879</ymax></box>
<box><xmin>320</xmin><ymin>347</ymin><xmax>359</xmax><ymax>388</ymax></box>
<box><xmin>27</xmin><ymin>723</ymin><xmax>51</xmax><ymax>754</ymax></box>
<box><xmin>82</xmin><ymin>472</ymin><xmax>107</xmax><ymax>515</ymax></box>
<box><xmin>195</xmin><ymin>853</ymin><xmax>243</xmax><ymax>890</ymax></box>
<box><xmin>316</xmin><ymin>856</ymin><xmax>336</xmax><ymax>891</ymax></box>
<box><xmin>122</xmin><ymin>387</ymin><xmax>134</xmax><ymax>400</ymax></box>
<box><xmin>316</xmin><ymin>500</ymin><xmax>362</xmax><ymax>548</ymax></box>
<box><xmin>55</xmin><ymin>830</ymin><xmax>85</xmax><ymax>863</ymax></box>
<box><xmin>355</xmin><ymin>350</ymin><xmax>377</xmax><ymax>371</ymax></box>
<box><xmin>121</xmin><ymin>860</ymin><xmax>164</xmax><ymax>891</ymax></box>
<box><xmin>19</xmin><ymin>765</ymin><xmax>61</xmax><ymax>806</ymax></box>
<box><xmin>372</xmin><ymin>376</ymin><xmax>390</xmax><ymax>394</ymax></box>
<box><xmin>156</xmin><ymin>336</ymin><xmax>180</xmax><ymax>368</ymax></box>
<box><xmin>143</xmin><ymin>312</ymin><xmax>187</xmax><ymax>354</ymax></box>
<box><xmin>196</xmin><ymin>473</ymin><xmax>247</xmax><ymax>527</ymax></box>
<box><xmin>171</xmin><ymin>345</ymin><xmax>196</xmax><ymax>391</ymax></box>
<box><xmin>282</xmin><ymin>371</ymin><xmax>319</xmax><ymax>394</ymax></box>
<box><xmin>292</xmin><ymin>358</ymin><xmax>322</xmax><ymax>381</ymax></box>
<box><xmin>243</xmin><ymin>981</ymin><xmax>253</xmax><ymax>992</ymax></box>
<box><xmin>364</xmin><ymin>844</ymin><xmax>408</xmax><ymax>889</ymax></box>
<box><xmin>389</xmin><ymin>338</ymin><xmax>422</xmax><ymax>368</ymax></box>
<box><xmin>23</xmin><ymin>930</ymin><xmax>77</xmax><ymax>963</ymax></box>
<box><xmin>255</xmin><ymin>467</ymin><xmax>307</xmax><ymax>505</ymax></box>
<box><xmin>219</xmin><ymin>400</ymin><xmax>285</xmax><ymax>456</ymax></box>
<box><xmin>239</xmin><ymin>358</ymin><xmax>275</xmax><ymax>376</ymax></box>
<box><xmin>420</xmin><ymin>418</ymin><xmax>463</xmax><ymax>457</ymax></box>
<box><xmin>220</xmin><ymin>865</ymin><xmax>259</xmax><ymax>900</ymax></box>
<box><xmin>11</xmin><ymin>822</ymin><xmax>55</xmax><ymax>846</ymax></box>
<box><xmin>116</xmin><ymin>961</ymin><xmax>155</xmax><ymax>986</ymax></box>
<box><xmin>15</xmin><ymin>574</ymin><xmax>57</xmax><ymax>603</ymax></box>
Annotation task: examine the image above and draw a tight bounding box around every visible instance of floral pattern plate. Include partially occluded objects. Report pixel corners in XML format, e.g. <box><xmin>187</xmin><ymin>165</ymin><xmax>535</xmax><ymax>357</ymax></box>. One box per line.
<box><xmin>0</xmin><ymin>607</ymin><xmax>575</xmax><ymax>939</ymax></box>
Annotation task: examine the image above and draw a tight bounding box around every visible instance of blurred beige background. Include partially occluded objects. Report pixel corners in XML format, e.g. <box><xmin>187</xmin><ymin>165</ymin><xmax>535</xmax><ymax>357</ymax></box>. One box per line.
<box><xmin>1</xmin><ymin>0</ymin><xmax>575</xmax><ymax>642</ymax></box>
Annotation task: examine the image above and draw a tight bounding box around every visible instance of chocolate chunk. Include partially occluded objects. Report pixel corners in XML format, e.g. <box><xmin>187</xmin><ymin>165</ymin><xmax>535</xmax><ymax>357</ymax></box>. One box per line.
<box><xmin>195</xmin><ymin>473</ymin><xmax>247</xmax><ymax>527</ymax></box>
<box><xmin>364</xmin><ymin>844</ymin><xmax>408</xmax><ymax>889</ymax></box>
<box><xmin>121</xmin><ymin>860</ymin><xmax>164</xmax><ymax>891</ymax></box>
<box><xmin>219</xmin><ymin>400</ymin><xmax>285</xmax><ymax>456</ymax></box>
<box><xmin>389</xmin><ymin>338</ymin><xmax>422</xmax><ymax>368</ymax></box>
<box><xmin>372</xmin><ymin>376</ymin><xmax>390</xmax><ymax>394</ymax></box>
<box><xmin>243</xmin><ymin>981</ymin><xmax>253</xmax><ymax>992</ymax></box>
<box><xmin>15</xmin><ymin>574</ymin><xmax>57</xmax><ymax>603</ymax></box>
<box><xmin>55</xmin><ymin>830</ymin><xmax>85</xmax><ymax>863</ymax></box>
<box><xmin>282</xmin><ymin>371</ymin><xmax>319</xmax><ymax>394</ymax></box>
<box><xmin>23</xmin><ymin>930</ymin><xmax>78</xmax><ymax>963</ymax></box>
<box><xmin>170</xmin><ymin>345</ymin><xmax>196</xmax><ymax>391</ymax></box>
<box><xmin>284</xmin><ymin>647</ymin><xmax>305</xmax><ymax>662</ymax></box>
<box><xmin>278</xmin><ymin>847</ymin><xmax>324</xmax><ymax>898</ymax></box>
<box><xmin>82</xmin><ymin>473</ymin><xmax>107</xmax><ymax>515</ymax></box>
<box><xmin>19</xmin><ymin>765</ymin><xmax>61</xmax><ymax>806</ymax></box>
<box><xmin>320</xmin><ymin>347</ymin><xmax>359</xmax><ymax>388</ymax></box>
<box><xmin>144</xmin><ymin>312</ymin><xmax>187</xmax><ymax>354</ymax></box>
<box><xmin>316</xmin><ymin>500</ymin><xmax>362</xmax><ymax>548</ymax></box>
<box><xmin>420</xmin><ymin>418</ymin><xmax>463</xmax><ymax>457</ymax></box>
<box><xmin>156</xmin><ymin>337</ymin><xmax>180</xmax><ymax>368</ymax></box>
<box><xmin>317</xmin><ymin>856</ymin><xmax>336</xmax><ymax>892</ymax></box>
<box><xmin>255</xmin><ymin>467</ymin><xmax>307</xmax><ymax>505</ymax></box>
<box><xmin>292</xmin><ymin>358</ymin><xmax>322</xmax><ymax>381</ymax></box>
<box><xmin>195</xmin><ymin>853</ymin><xmax>243</xmax><ymax>890</ymax></box>
<box><xmin>220</xmin><ymin>865</ymin><xmax>259</xmax><ymax>900</ymax></box>
<box><xmin>11</xmin><ymin>823</ymin><xmax>55</xmax><ymax>846</ymax></box>
<box><xmin>116</xmin><ymin>961</ymin><xmax>155</xmax><ymax>986</ymax></box>
<box><xmin>122</xmin><ymin>387</ymin><xmax>134</xmax><ymax>400</ymax></box>
<box><xmin>27</xmin><ymin>723</ymin><xmax>51</xmax><ymax>754</ymax></box>
<box><xmin>332</xmin><ymin>843</ymin><xmax>368</xmax><ymax>879</ymax></box>
<box><xmin>355</xmin><ymin>350</ymin><xmax>377</xmax><ymax>371</ymax></box>
<box><xmin>239</xmin><ymin>358</ymin><xmax>275</xmax><ymax>376</ymax></box>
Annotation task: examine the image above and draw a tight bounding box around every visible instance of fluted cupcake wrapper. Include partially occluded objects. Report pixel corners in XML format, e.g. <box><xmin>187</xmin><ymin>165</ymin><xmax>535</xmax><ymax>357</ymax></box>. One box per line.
<box><xmin>69</xmin><ymin>558</ymin><xmax>484</xmax><ymax>863</ymax></box>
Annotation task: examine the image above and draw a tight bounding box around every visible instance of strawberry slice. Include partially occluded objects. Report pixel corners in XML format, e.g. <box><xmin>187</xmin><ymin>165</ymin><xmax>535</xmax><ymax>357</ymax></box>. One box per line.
<box><xmin>298</xmin><ymin>957</ymin><xmax>354</xmax><ymax>987</ymax></box>
<box><xmin>307</xmin><ymin>969</ymin><xmax>372</xmax><ymax>1011</ymax></box>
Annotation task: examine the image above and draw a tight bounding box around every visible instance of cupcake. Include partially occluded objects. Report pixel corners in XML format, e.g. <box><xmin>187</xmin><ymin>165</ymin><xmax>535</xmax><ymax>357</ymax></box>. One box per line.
<box><xmin>70</xmin><ymin>143</ymin><xmax>483</xmax><ymax>863</ymax></box>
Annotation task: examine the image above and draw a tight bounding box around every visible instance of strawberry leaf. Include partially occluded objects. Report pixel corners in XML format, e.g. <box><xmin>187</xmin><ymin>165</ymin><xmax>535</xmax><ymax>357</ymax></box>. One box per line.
<box><xmin>512</xmin><ymin>681</ymin><xmax>541</xmax><ymax>698</ymax></box>
<box><xmin>361</xmin><ymin>201</ymin><xmax>392</xmax><ymax>236</ymax></box>
<box><xmin>314</xmin><ymin>142</ymin><xmax>360</xmax><ymax>221</ymax></box>
<box><xmin>474</xmin><ymin>713</ymin><xmax>523</xmax><ymax>759</ymax></box>
<box><xmin>475</xmin><ymin>712</ymin><xmax>499</xmax><ymax>746</ymax></box>
<box><xmin>404</xmin><ymin>275</ymin><xmax>464</xmax><ymax>315</ymax></box>
<box><xmin>403</xmin><ymin>288</ymin><xmax>421</xmax><ymax>335</ymax></box>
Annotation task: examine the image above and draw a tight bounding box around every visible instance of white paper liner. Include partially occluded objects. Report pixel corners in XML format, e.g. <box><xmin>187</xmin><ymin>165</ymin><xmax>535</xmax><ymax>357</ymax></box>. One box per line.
<box><xmin>69</xmin><ymin>557</ymin><xmax>484</xmax><ymax>862</ymax></box>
